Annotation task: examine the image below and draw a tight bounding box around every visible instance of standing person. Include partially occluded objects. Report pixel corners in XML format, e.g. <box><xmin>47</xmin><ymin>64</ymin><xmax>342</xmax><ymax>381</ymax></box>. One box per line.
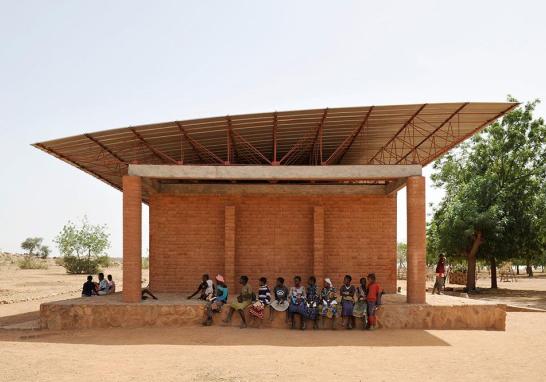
<box><xmin>223</xmin><ymin>275</ymin><xmax>253</xmax><ymax>328</ymax></box>
<box><xmin>248</xmin><ymin>277</ymin><xmax>271</xmax><ymax>326</ymax></box>
<box><xmin>432</xmin><ymin>256</ymin><xmax>447</xmax><ymax>295</ymax></box>
<box><xmin>303</xmin><ymin>276</ymin><xmax>320</xmax><ymax>329</ymax></box>
<box><xmin>188</xmin><ymin>274</ymin><xmax>211</xmax><ymax>300</ymax></box>
<box><xmin>107</xmin><ymin>274</ymin><xmax>116</xmax><ymax>294</ymax></box>
<box><xmin>340</xmin><ymin>275</ymin><xmax>356</xmax><ymax>329</ymax></box>
<box><xmin>81</xmin><ymin>275</ymin><xmax>96</xmax><ymax>297</ymax></box>
<box><xmin>320</xmin><ymin>278</ymin><xmax>337</xmax><ymax>329</ymax></box>
<box><xmin>288</xmin><ymin>276</ymin><xmax>306</xmax><ymax>330</ymax></box>
<box><xmin>203</xmin><ymin>274</ymin><xmax>229</xmax><ymax>326</ymax></box>
<box><xmin>352</xmin><ymin>277</ymin><xmax>367</xmax><ymax>329</ymax></box>
<box><xmin>97</xmin><ymin>273</ymin><xmax>109</xmax><ymax>295</ymax></box>
<box><xmin>269</xmin><ymin>277</ymin><xmax>289</xmax><ymax>321</ymax></box>
<box><xmin>366</xmin><ymin>273</ymin><xmax>383</xmax><ymax>330</ymax></box>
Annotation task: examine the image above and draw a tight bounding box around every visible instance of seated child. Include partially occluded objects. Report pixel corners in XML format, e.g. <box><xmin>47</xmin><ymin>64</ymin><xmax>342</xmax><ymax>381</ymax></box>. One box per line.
<box><xmin>107</xmin><ymin>274</ymin><xmax>116</xmax><ymax>294</ymax></box>
<box><xmin>188</xmin><ymin>274</ymin><xmax>211</xmax><ymax>300</ymax></box>
<box><xmin>223</xmin><ymin>275</ymin><xmax>253</xmax><ymax>328</ymax></box>
<box><xmin>203</xmin><ymin>274</ymin><xmax>229</xmax><ymax>326</ymax></box>
<box><xmin>269</xmin><ymin>277</ymin><xmax>289</xmax><ymax>321</ymax></box>
<box><xmin>352</xmin><ymin>277</ymin><xmax>367</xmax><ymax>329</ymax></box>
<box><xmin>288</xmin><ymin>276</ymin><xmax>306</xmax><ymax>330</ymax></box>
<box><xmin>302</xmin><ymin>276</ymin><xmax>320</xmax><ymax>329</ymax></box>
<box><xmin>248</xmin><ymin>277</ymin><xmax>271</xmax><ymax>326</ymax></box>
<box><xmin>97</xmin><ymin>273</ymin><xmax>109</xmax><ymax>295</ymax></box>
<box><xmin>366</xmin><ymin>273</ymin><xmax>383</xmax><ymax>330</ymax></box>
<box><xmin>320</xmin><ymin>278</ymin><xmax>337</xmax><ymax>329</ymax></box>
<box><xmin>82</xmin><ymin>275</ymin><xmax>96</xmax><ymax>297</ymax></box>
<box><xmin>340</xmin><ymin>274</ymin><xmax>356</xmax><ymax>329</ymax></box>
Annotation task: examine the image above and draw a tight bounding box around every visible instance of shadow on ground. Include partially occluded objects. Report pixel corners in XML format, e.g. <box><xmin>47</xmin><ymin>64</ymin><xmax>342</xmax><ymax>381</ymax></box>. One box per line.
<box><xmin>0</xmin><ymin>326</ymin><xmax>450</xmax><ymax>347</ymax></box>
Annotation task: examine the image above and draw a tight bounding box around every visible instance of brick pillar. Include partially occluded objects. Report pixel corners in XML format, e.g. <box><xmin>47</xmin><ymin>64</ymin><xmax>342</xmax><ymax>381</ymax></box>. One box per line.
<box><xmin>123</xmin><ymin>175</ymin><xmax>142</xmax><ymax>303</ymax></box>
<box><xmin>406</xmin><ymin>176</ymin><xmax>426</xmax><ymax>304</ymax></box>
<box><xmin>224</xmin><ymin>206</ymin><xmax>236</xmax><ymax>291</ymax></box>
<box><xmin>313</xmin><ymin>206</ymin><xmax>325</xmax><ymax>283</ymax></box>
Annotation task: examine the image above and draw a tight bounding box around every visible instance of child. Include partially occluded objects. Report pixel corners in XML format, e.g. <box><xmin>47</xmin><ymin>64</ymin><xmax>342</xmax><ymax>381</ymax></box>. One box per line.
<box><xmin>320</xmin><ymin>278</ymin><xmax>337</xmax><ymax>329</ymax></box>
<box><xmin>188</xmin><ymin>274</ymin><xmax>211</xmax><ymax>300</ymax></box>
<box><xmin>81</xmin><ymin>275</ymin><xmax>96</xmax><ymax>297</ymax></box>
<box><xmin>203</xmin><ymin>274</ymin><xmax>229</xmax><ymax>326</ymax></box>
<box><xmin>340</xmin><ymin>274</ymin><xmax>356</xmax><ymax>329</ymax></box>
<box><xmin>352</xmin><ymin>277</ymin><xmax>367</xmax><ymax>329</ymax></box>
<box><xmin>366</xmin><ymin>273</ymin><xmax>383</xmax><ymax>330</ymax></box>
<box><xmin>303</xmin><ymin>276</ymin><xmax>320</xmax><ymax>329</ymax></box>
<box><xmin>269</xmin><ymin>277</ymin><xmax>289</xmax><ymax>321</ymax></box>
<box><xmin>107</xmin><ymin>274</ymin><xmax>116</xmax><ymax>294</ymax></box>
<box><xmin>288</xmin><ymin>276</ymin><xmax>306</xmax><ymax>330</ymax></box>
<box><xmin>223</xmin><ymin>275</ymin><xmax>253</xmax><ymax>328</ymax></box>
<box><xmin>248</xmin><ymin>277</ymin><xmax>271</xmax><ymax>327</ymax></box>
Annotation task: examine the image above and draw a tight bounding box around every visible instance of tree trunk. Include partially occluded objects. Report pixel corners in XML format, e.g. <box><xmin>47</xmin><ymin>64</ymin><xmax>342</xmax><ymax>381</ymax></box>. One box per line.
<box><xmin>526</xmin><ymin>259</ymin><xmax>534</xmax><ymax>277</ymax></box>
<box><xmin>466</xmin><ymin>231</ymin><xmax>482</xmax><ymax>291</ymax></box>
<box><xmin>490</xmin><ymin>256</ymin><xmax>497</xmax><ymax>289</ymax></box>
<box><xmin>516</xmin><ymin>266</ymin><xmax>520</xmax><ymax>275</ymax></box>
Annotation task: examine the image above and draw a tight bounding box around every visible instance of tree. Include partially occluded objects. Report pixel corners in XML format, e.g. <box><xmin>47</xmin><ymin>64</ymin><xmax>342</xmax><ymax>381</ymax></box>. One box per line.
<box><xmin>428</xmin><ymin>99</ymin><xmax>546</xmax><ymax>290</ymax></box>
<box><xmin>54</xmin><ymin>217</ymin><xmax>110</xmax><ymax>274</ymax></box>
<box><xmin>21</xmin><ymin>237</ymin><xmax>50</xmax><ymax>259</ymax></box>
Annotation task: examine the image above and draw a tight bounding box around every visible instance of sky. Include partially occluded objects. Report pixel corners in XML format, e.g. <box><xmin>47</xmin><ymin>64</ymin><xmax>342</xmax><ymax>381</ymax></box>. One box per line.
<box><xmin>1</xmin><ymin>1</ymin><xmax>545</xmax><ymax>257</ymax></box>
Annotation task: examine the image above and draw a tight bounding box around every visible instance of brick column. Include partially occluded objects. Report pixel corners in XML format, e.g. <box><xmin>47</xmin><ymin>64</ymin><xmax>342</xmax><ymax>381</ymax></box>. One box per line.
<box><xmin>313</xmin><ymin>206</ymin><xmax>325</xmax><ymax>283</ymax></box>
<box><xmin>406</xmin><ymin>176</ymin><xmax>426</xmax><ymax>304</ymax></box>
<box><xmin>123</xmin><ymin>175</ymin><xmax>142</xmax><ymax>303</ymax></box>
<box><xmin>224</xmin><ymin>206</ymin><xmax>236</xmax><ymax>291</ymax></box>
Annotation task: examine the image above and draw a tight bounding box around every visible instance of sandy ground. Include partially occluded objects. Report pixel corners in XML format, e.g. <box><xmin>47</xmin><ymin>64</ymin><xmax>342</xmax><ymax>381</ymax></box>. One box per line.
<box><xmin>2</xmin><ymin>256</ymin><xmax>546</xmax><ymax>381</ymax></box>
<box><xmin>0</xmin><ymin>313</ymin><xmax>545</xmax><ymax>381</ymax></box>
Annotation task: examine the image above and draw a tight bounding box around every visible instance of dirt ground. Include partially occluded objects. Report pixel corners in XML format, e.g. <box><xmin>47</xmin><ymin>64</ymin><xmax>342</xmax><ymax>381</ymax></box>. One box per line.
<box><xmin>1</xmin><ymin>255</ymin><xmax>546</xmax><ymax>381</ymax></box>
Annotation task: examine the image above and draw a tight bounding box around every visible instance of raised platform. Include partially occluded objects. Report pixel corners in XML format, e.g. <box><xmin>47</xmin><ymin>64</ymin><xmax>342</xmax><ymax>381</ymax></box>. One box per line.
<box><xmin>40</xmin><ymin>293</ymin><xmax>506</xmax><ymax>331</ymax></box>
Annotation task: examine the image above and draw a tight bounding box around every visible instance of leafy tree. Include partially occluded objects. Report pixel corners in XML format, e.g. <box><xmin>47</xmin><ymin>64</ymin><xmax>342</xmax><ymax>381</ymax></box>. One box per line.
<box><xmin>397</xmin><ymin>242</ymin><xmax>407</xmax><ymax>270</ymax></box>
<box><xmin>428</xmin><ymin>99</ymin><xmax>546</xmax><ymax>290</ymax></box>
<box><xmin>21</xmin><ymin>237</ymin><xmax>50</xmax><ymax>259</ymax></box>
<box><xmin>54</xmin><ymin>217</ymin><xmax>110</xmax><ymax>274</ymax></box>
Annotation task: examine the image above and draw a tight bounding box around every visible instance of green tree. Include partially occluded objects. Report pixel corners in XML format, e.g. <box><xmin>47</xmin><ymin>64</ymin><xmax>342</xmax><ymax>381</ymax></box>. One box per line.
<box><xmin>54</xmin><ymin>217</ymin><xmax>110</xmax><ymax>274</ymax></box>
<box><xmin>428</xmin><ymin>99</ymin><xmax>546</xmax><ymax>290</ymax></box>
<box><xmin>397</xmin><ymin>242</ymin><xmax>407</xmax><ymax>270</ymax></box>
<box><xmin>21</xmin><ymin>237</ymin><xmax>50</xmax><ymax>258</ymax></box>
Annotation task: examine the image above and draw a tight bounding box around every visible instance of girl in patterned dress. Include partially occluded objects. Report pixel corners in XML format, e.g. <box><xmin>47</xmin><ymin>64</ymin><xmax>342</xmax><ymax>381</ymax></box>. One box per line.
<box><xmin>320</xmin><ymin>278</ymin><xmax>337</xmax><ymax>330</ymax></box>
<box><xmin>340</xmin><ymin>275</ymin><xmax>356</xmax><ymax>329</ymax></box>
<box><xmin>303</xmin><ymin>276</ymin><xmax>320</xmax><ymax>329</ymax></box>
<box><xmin>288</xmin><ymin>276</ymin><xmax>306</xmax><ymax>330</ymax></box>
<box><xmin>352</xmin><ymin>277</ymin><xmax>368</xmax><ymax>329</ymax></box>
<box><xmin>248</xmin><ymin>277</ymin><xmax>271</xmax><ymax>326</ymax></box>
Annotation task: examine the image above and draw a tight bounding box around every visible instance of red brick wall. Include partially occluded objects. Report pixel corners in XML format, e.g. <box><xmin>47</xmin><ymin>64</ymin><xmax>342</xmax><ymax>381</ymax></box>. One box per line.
<box><xmin>149</xmin><ymin>193</ymin><xmax>397</xmax><ymax>293</ymax></box>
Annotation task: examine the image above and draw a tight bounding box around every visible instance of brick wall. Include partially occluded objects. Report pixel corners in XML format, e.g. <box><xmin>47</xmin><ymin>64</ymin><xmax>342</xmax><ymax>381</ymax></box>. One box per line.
<box><xmin>149</xmin><ymin>193</ymin><xmax>397</xmax><ymax>293</ymax></box>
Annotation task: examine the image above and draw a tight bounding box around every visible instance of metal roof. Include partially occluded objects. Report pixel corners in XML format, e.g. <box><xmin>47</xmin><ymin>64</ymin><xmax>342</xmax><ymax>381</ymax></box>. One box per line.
<box><xmin>33</xmin><ymin>102</ymin><xmax>517</xmax><ymax>199</ymax></box>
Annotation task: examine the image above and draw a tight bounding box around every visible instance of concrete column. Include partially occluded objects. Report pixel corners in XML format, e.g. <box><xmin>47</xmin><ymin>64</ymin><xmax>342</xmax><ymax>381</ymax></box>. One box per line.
<box><xmin>313</xmin><ymin>206</ymin><xmax>325</xmax><ymax>283</ymax></box>
<box><xmin>224</xmin><ymin>206</ymin><xmax>236</xmax><ymax>291</ymax></box>
<box><xmin>122</xmin><ymin>175</ymin><xmax>142</xmax><ymax>303</ymax></box>
<box><xmin>406</xmin><ymin>176</ymin><xmax>426</xmax><ymax>304</ymax></box>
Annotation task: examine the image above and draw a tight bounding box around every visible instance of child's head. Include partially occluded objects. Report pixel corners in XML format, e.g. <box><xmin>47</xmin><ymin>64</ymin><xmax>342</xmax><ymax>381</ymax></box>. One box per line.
<box><xmin>294</xmin><ymin>275</ymin><xmax>301</xmax><ymax>286</ymax></box>
<box><xmin>276</xmin><ymin>277</ymin><xmax>284</xmax><ymax>287</ymax></box>
<box><xmin>259</xmin><ymin>277</ymin><xmax>267</xmax><ymax>286</ymax></box>
<box><xmin>107</xmin><ymin>274</ymin><xmax>112</xmax><ymax>281</ymax></box>
<box><xmin>344</xmin><ymin>274</ymin><xmax>352</xmax><ymax>285</ymax></box>
<box><xmin>87</xmin><ymin>275</ymin><xmax>92</xmax><ymax>282</ymax></box>
<box><xmin>367</xmin><ymin>273</ymin><xmax>376</xmax><ymax>283</ymax></box>
<box><xmin>202</xmin><ymin>274</ymin><xmax>209</xmax><ymax>282</ymax></box>
<box><xmin>324</xmin><ymin>278</ymin><xmax>332</xmax><ymax>288</ymax></box>
<box><xmin>359</xmin><ymin>277</ymin><xmax>366</xmax><ymax>287</ymax></box>
<box><xmin>240</xmin><ymin>275</ymin><xmax>249</xmax><ymax>285</ymax></box>
<box><xmin>98</xmin><ymin>272</ymin><xmax>104</xmax><ymax>280</ymax></box>
<box><xmin>308</xmin><ymin>276</ymin><xmax>316</xmax><ymax>286</ymax></box>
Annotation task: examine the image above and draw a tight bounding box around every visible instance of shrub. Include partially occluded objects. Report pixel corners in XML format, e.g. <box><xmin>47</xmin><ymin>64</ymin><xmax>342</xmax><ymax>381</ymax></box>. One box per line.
<box><xmin>54</xmin><ymin>257</ymin><xmax>65</xmax><ymax>266</ymax></box>
<box><xmin>142</xmin><ymin>257</ymin><xmax>149</xmax><ymax>269</ymax></box>
<box><xmin>62</xmin><ymin>255</ymin><xmax>101</xmax><ymax>274</ymax></box>
<box><xmin>18</xmin><ymin>256</ymin><xmax>48</xmax><ymax>270</ymax></box>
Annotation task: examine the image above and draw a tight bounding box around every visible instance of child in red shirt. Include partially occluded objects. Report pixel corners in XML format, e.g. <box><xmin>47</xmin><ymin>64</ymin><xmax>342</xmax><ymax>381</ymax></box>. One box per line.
<box><xmin>366</xmin><ymin>273</ymin><xmax>382</xmax><ymax>330</ymax></box>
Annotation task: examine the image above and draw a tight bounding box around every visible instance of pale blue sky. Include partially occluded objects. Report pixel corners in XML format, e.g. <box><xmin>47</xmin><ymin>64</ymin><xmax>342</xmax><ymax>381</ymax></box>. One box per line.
<box><xmin>1</xmin><ymin>1</ymin><xmax>545</xmax><ymax>256</ymax></box>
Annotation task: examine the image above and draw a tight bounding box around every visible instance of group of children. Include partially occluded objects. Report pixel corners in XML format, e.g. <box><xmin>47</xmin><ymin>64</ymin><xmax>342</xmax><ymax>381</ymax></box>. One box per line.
<box><xmin>81</xmin><ymin>273</ymin><xmax>116</xmax><ymax>296</ymax></box>
<box><xmin>193</xmin><ymin>273</ymin><xmax>383</xmax><ymax>330</ymax></box>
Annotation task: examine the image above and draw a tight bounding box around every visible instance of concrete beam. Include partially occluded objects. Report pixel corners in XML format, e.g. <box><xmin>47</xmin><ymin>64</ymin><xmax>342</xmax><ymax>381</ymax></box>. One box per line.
<box><xmin>385</xmin><ymin>178</ymin><xmax>407</xmax><ymax>195</ymax></box>
<box><xmin>160</xmin><ymin>183</ymin><xmax>386</xmax><ymax>195</ymax></box>
<box><xmin>128</xmin><ymin>164</ymin><xmax>422</xmax><ymax>181</ymax></box>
